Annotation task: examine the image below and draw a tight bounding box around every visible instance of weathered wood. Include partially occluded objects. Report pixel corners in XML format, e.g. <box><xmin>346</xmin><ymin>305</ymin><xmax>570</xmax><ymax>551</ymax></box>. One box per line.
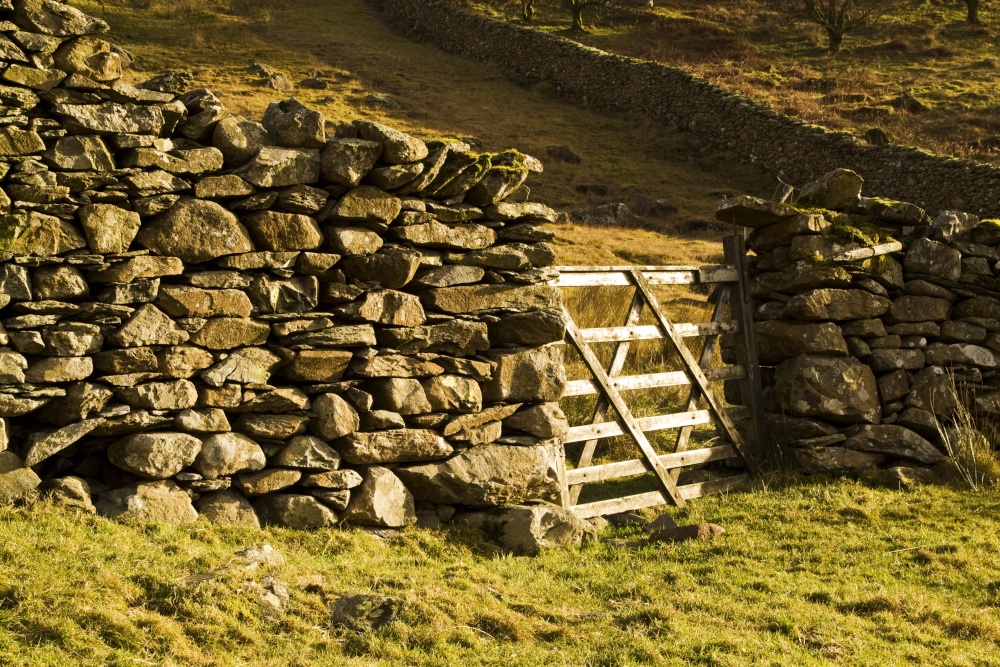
<box><xmin>831</xmin><ymin>241</ymin><xmax>903</xmax><ymax>263</ymax></box>
<box><xmin>566</xmin><ymin>445</ymin><xmax>739</xmax><ymax>485</ymax></box>
<box><xmin>564</xmin><ymin>312</ymin><xmax>687</xmax><ymax>508</ymax></box>
<box><xmin>569</xmin><ymin>289</ymin><xmax>646</xmax><ymax>505</ymax></box>
<box><xmin>565</xmin><ymin>406</ymin><xmax>750</xmax><ymax>443</ymax></box>
<box><xmin>551</xmin><ymin>266</ymin><xmax>739</xmax><ymax>287</ymax></box>
<box><xmin>563</xmin><ymin>365</ymin><xmax>746</xmax><ymax>398</ymax></box>
<box><xmin>631</xmin><ymin>269</ymin><xmax>754</xmax><ymax>468</ymax></box>
<box><xmin>577</xmin><ymin>321</ymin><xmax>740</xmax><ymax>343</ymax></box>
<box><xmin>570</xmin><ymin>474</ymin><xmax>749</xmax><ymax>519</ymax></box>
<box><xmin>671</xmin><ymin>286</ymin><xmax>732</xmax><ymax>478</ymax></box>
<box><xmin>724</xmin><ymin>236</ymin><xmax>767</xmax><ymax>469</ymax></box>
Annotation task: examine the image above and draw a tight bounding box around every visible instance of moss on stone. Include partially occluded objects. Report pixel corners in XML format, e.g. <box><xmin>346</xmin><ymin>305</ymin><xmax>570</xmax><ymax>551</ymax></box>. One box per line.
<box><xmin>828</xmin><ymin>212</ymin><xmax>895</xmax><ymax>246</ymax></box>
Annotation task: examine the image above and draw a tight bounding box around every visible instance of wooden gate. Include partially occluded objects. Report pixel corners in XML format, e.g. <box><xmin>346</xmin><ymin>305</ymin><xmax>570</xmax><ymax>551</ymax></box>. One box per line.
<box><xmin>553</xmin><ymin>236</ymin><xmax>766</xmax><ymax>518</ymax></box>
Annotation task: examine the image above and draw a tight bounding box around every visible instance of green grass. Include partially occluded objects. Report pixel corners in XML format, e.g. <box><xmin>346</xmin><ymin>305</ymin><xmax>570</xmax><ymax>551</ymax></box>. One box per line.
<box><xmin>3</xmin><ymin>477</ymin><xmax>1000</xmax><ymax>666</ymax></box>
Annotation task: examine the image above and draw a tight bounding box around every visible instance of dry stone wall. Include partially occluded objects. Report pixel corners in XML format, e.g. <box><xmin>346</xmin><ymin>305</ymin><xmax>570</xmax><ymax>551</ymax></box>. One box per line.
<box><xmin>0</xmin><ymin>0</ymin><xmax>570</xmax><ymax>530</ymax></box>
<box><xmin>719</xmin><ymin>169</ymin><xmax>1000</xmax><ymax>476</ymax></box>
<box><xmin>373</xmin><ymin>0</ymin><xmax>1000</xmax><ymax>217</ymax></box>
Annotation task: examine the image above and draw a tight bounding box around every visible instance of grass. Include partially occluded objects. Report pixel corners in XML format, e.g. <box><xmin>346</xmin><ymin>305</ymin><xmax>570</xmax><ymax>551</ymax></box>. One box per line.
<box><xmin>466</xmin><ymin>0</ymin><xmax>1000</xmax><ymax>164</ymax></box>
<box><xmin>4</xmin><ymin>477</ymin><xmax>1000</xmax><ymax>666</ymax></box>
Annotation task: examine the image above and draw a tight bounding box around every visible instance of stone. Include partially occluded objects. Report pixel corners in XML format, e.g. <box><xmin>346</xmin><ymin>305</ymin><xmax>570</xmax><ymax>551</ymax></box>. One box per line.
<box><xmin>54</xmin><ymin>36</ymin><xmax>123</xmax><ymax>81</ymax></box>
<box><xmin>355</xmin><ymin>120</ymin><xmax>428</xmax><ymax>164</ymax></box>
<box><xmin>235</xmin><ymin>146</ymin><xmax>320</xmax><ymax>188</ymax></box>
<box><xmin>784</xmin><ymin>289</ymin><xmax>890</xmax><ymax>321</ymax></box>
<box><xmin>158</xmin><ymin>346</ymin><xmax>215</xmax><ymax>379</ymax></box>
<box><xmin>301</xmin><ymin>469</ymin><xmax>364</xmax><ymax>490</ymax></box>
<box><xmin>754</xmin><ymin>321</ymin><xmax>849</xmax><ymax>364</ymax></box>
<box><xmin>422</xmin><ymin>283</ymin><xmax>562</xmax><ymax>315</ymax></box>
<box><xmin>40</xmin><ymin>476</ymin><xmax>95</xmax><ymax>513</ymax></box>
<box><xmin>236</xmin><ymin>469</ymin><xmax>302</xmax><ymax>496</ymax></box>
<box><xmin>110</xmin><ymin>305</ymin><xmax>189</xmax><ymax>347</ymax></box>
<box><xmin>393</xmin><ymin>221</ymin><xmax>496</xmax><ymax>250</ymax></box>
<box><xmin>340</xmin><ymin>466</ymin><xmax>416</xmax><ymax>527</ymax></box>
<box><xmin>124</xmin><ymin>147</ymin><xmax>225</xmax><ymax>176</ymax></box>
<box><xmin>25</xmin><ymin>356</ymin><xmax>93</xmax><ymax>382</ymax></box>
<box><xmin>157</xmin><ymin>286</ymin><xmax>253</xmax><ymax>319</ymax></box>
<box><xmin>253</xmin><ymin>494</ymin><xmax>338</xmax><ymax>529</ymax></box>
<box><xmin>277</xmin><ymin>185</ymin><xmax>328</xmax><ymax>214</ymax></box>
<box><xmin>194</xmin><ymin>432</ymin><xmax>267</xmax><ymax>480</ymax></box>
<box><xmin>796</xmin><ymin>168</ymin><xmax>864</xmax><ymax>209</ymax></box>
<box><xmin>954</xmin><ymin>296</ymin><xmax>1000</xmax><ymax>320</ymax></box>
<box><xmin>281</xmin><ymin>350</ymin><xmax>353</xmax><ymax>383</ymax></box>
<box><xmin>483</xmin><ymin>346</ymin><xmax>565</xmax><ymax>403</ymax></box>
<box><xmin>33</xmin><ymin>266</ymin><xmax>90</xmax><ymax>301</ymax></box>
<box><xmin>330</xmin><ymin>594</ymin><xmax>402</xmax><ymax>632</ymax></box>
<box><xmin>0</xmin><ymin>395</ymin><xmax>48</xmax><ymax>417</ymax></box>
<box><xmin>458</xmin><ymin>502</ymin><xmax>596</xmax><ymax>554</ymax></box>
<box><xmin>887</xmin><ymin>295</ymin><xmax>952</xmax><ymax>323</ymax></box>
<box><xmin>747</xmin><ymin>213</ymin><xmax>829</xmax><ymax>253</ymax></box>
<box><xmin>465</xmin><ymin>166</ymin><xmax>528</xmax><ymax>206</ymax></box>
<box><xmin>89</xmin><ymin>256</ymin><xmax>184</xmax><ymax>284</ymax></box>
<box><xmin>844</xmin><ymin>425</ymin><xmax>944</xmax><ymax>464</ymax></box>
<box><xmin>196</xmin><ymin>489</ymin><xmax>260</xmax><ymax>528</ymax></box>
<box><xmin>351</xmin><ymin>354</ymin><xmax>444</xmax><ymax>379</ymax></box>
<box><xmin>309</xmin><ymin>393</ymin><xmax>360</xmax><ymax>440</ymax></box>
<box><xmin>124</xmin><ymin>170</ymin><xmax>190</xmax><ymax>198</ymax></box>
<box><xmin>933</xmin><ymin>210</ymin><xmax>979</xmax><ymax>242</ymax></box>
<box><xmin>96</xmin><ymin>480</ymin><xmax>198</xmax><ymax>524</ymax></box>
<box><xmin>234</xmin><ymin>414</ymin><xmax>309</xmax><ymax>440</ymax></box>
<box><xmin>340</xmin><ymin>247</ymin><xmax>422</xmax><ymax>289</ymax></box>
<box><xmin>925</xmin><ymin>343</ymin><xmax>998</xmax><ymax>368</ymax></box>
<box><xmin>342</xmin><ymin>289</ymin><xmax>426</xmax><ymax>327</ymax></box>
<box><xmin>280</xmin><ymin>324</ymin><xmax>376</xmax><ymax>348</ymax></box>
<box><xmin>905</xmin><ymin>366</ymin><xmax>958</xmax><ymax>416</ymax></box>
<box><xmin>647</xmin><ymin>522</ymin><xmax>726</xmax><ymax>544</ymax></box>
<box><xmin>376</xmin><ymin>320</ymin><xmax>490</xmax><ymax>356</ymax></box>
<box><xmin>324</xmin><ymin>226</ymin><xmax>384</xmax><ymax>256</ymax></box>
<box><xmin>0</xmin><ymin>451</ymin><xmax>41</xmax><ymax>502</ymax></box>
<box><xmin>487</xmin><ymin>310</ymin><xmax>567</xmax><ymax>347</ymax></box>
<box><xmin>0</xmin><ymin>211</ymin><xmax>87</xmax><ymax>256</ymax></box>
<box><xmin>878</xmin><ymin>370</ymin><xmax>910</xmax><ymax>404</ymax></box>
<box><xmin>328</xmin><ymin>186</ymin><xmax>402</xmax><ymax>225</ymax></box>
<box><xmin>117</xmin><ymin>379</ymin><xmax>198</xmax><ymax>410</ymax></box>
<box><xmin>78</xmin><ymin>204</ymin><xmax>140</xmax><ymax>254</ymax></box>
<box><xmin>367</xmin><ymin>378</ymin><xmax>432</xmax><ymax>415</ymax></box>
<box><xmin>397</xmin><ymin>440</ymin><xmax>563</xmax><ymax>508</ymax></box>
<box><xmin>793</xmin><ymin>446</ymin><xmax>885</xmax><ymax>474</ymax></box>
<box><xmin>137</xmin><ymin>198</ymin><xmax>254</xmax><ymax>263</ymax></box>
<box><xmin>13</xmin><ymin>0</ymin><xmax>108</xmax><ymax>36</ymax></box>
<box><xmin>275</xmin><ymin>436</ymin><xmax>341</xmax><ymax>471</ymax></box>
<box><xmin>212</xmin><ymin>115</ymin><xmax>267</xmax><ymax>168</ymax></box>
<box><xmin>772</xmin><ymin>354</ymin><xmax>880</xmax><ymax>424</ymax></box>
<box><xmin>751</xmin><ymin>262</ymin><xmax>852</xmax><ymax>298</ymax></box>
<box><xmin>339</xmin><ymin>429</ymin><xmax>453</xmax><ymax>465</ymax></box>
<box><xmin>53</xmin><ymin>101</ymin><xmax>183</xmax><ymax>136</ymax></box>
<box><xmin>195</xmin><ymin>174</ymin><xmax>255</xmax><ymax>199</ymax></box>
<box><xmin>411</xmin><ymin>265</ymin><xmax>485</xmax><ymax>290</ymax></box>
<box><xmin>189</xmin><ymin>318</ymin><xmax>270</xmax><ymax>350</ymax></box>
<box><xmin>175</xmin><ymin>408</ymin><xmax>231</xmax><ymax>433</ymax></box>
<box><xmin>904</xmin><ymin>237</ymin><xmax>962</xmax><ymax>281</ymax></box>
<box><xmin>243</xmin><ymin>211</ymin><xmax>323</xmax><ymax>251</ymax></box>
<box><xmin>0</xmin><ymin>351</ymin><xmax>27</xmax><ymax>383</ymax></box>
<box><xmin>871</xmin><ymin>466</ymin><xmax>937</xmax><ymax>489</ymax></box>
<box><xmin>504</xmin><ymin>403</ymin><xmax>569</xmax><ymax>438</ymax></box>
<box><xmin>45</xmin><ymin>135</ymin><xmax>114</xmax><ymax>171</ymax></box>
<box><xmin>23</xmin><ymin>418</ymin><xmax>102</xmax><ymax>466</ymax></box>
<box><xmin>262</xmin><ymin>97</ymin><xmax>325</xmax><ymax>148</ymax></box>
<box><xmin>868</xmin><ymin>349</ymin><xmax>925</xmax><ymax>372</ymax></box>
<box><xmin>108</xmin><ymin>432</ymin><xmax>202</xmax><ymax>478</ymax></box>
<box><xmin>321</xmin><ymin>138</ymin><xmax>383</xmax><ymax>187</ymax></box>
<box><xmin>248</xmin><ymin>274</ymin><xmax>319</xmax><ymax>314</ymax></box>
<box><xmin>422</xmin><ymin>375</ymin><xmax>482</xmax><ymax>413</ymax></box>
<box><xmin>714</xmin><ymin>195</ymin><xmax>798</xmax><ymax>228</ymax></box>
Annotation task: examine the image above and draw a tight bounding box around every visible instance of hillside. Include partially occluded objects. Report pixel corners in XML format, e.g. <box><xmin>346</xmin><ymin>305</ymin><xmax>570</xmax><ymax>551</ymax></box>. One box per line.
<box><xmin>469</xmin><ymin>0</ymin><xmax>1000</xmax><ymax>164</ymax></box>
<box><xmin>75</xmin><ymin>0</ymin><xmax>773</xmax><ymax>268</ymax></box>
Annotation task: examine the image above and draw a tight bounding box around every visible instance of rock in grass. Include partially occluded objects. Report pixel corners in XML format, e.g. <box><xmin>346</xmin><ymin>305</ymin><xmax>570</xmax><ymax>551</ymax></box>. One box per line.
<box><xmin>196</xmin><ymin>489</ymin><xmax>261</xmax><ymax>528</ymax></box>
<box><xmin>331</xmin><ymin>594</ymin><xmax>402</xmax><ymax>632</ymax></box>
<box><xmin>96</xmin><ymin>480</ymin><xmax>198</xmax><ymax>524</ymax></box>
<box><xmin>340</xmin><ymin>466</ymin><xmax>416</xmax><ymax>528</ymax></box>
<box><xmin>456</xmin><ymin>502</ymin><xmax>597</xmax><ymax>554</ymax></box>
<box><xmin>0</xmin><ymin>451</ymin><xmax>41</xmax><ymax>503</ymax></box>
<box><xmin>647</xmin><ymin>522</ymin><xmax>726</xmax><ymax>544</ymax></box>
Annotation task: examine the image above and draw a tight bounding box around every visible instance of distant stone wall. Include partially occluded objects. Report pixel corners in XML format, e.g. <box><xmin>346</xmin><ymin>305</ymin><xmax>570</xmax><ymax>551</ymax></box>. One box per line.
<box><xmin>0</xmin><ymin>0</ymin><xmax>570</xmax><ymax>529</ymax></box>
<box><xmin>372</xmin><ymin>0</ymin><xmax>1000</xmax><ymax>216</ymax></box>
<box><xmin>719</xmin><ymin>169</ymin><xmax>1000</xmax><ymax>476</ymax></box>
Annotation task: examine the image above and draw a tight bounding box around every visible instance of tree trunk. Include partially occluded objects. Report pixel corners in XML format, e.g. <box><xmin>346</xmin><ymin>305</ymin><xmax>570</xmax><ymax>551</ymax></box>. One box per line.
<box><xmin>826</xmin><ymin>27</ymin><xmax>843</xmax><ymax>54</ymax></box>
<box><xmin>571</xmin><ymin>5</ymin><xmax>587</xmax><ymax>31</ymax></box>
<box><xmin>967</xmin><ymin>0</ymin><xmax>980</xmax><ymax>24</ymax></box>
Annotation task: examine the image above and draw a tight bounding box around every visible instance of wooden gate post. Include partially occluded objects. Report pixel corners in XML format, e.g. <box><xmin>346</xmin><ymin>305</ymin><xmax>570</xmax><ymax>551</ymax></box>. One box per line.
<box><xmin>723</xmin><ymin>235</ymin><xmax>767</xmax><ymax>468</ymax></box>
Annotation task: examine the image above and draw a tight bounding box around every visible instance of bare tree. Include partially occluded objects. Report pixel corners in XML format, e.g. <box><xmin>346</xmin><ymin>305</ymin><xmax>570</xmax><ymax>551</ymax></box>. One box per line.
<box><xmin>522</xmin><ymin>0</ymin><xmax>535</xmax><ymax>21</ymax></box>
<box><xmin>565</xmin><ymin>0</ymin><xmax>611</xmax><ymax>32</ymax></box>
<box><xmin>792</xmin><ymin>0</ymin><xmax>886</xmax><ymax>53</ymax></box>
<box><xmin>964</xmin><ymin>0</ymin><xmax>981</xmax><ymax>24</ymax></box>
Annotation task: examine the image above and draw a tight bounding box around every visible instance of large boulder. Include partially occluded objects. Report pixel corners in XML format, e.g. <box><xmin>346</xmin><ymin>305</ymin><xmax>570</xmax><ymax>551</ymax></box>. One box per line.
<box><xmin>96</xmin><ymin>480</ymin><xmax>198</xmax><ymax>524</ymax></box>
<box><xmin>340</xmin><ymin>466</ymin><xmax>416</xmax><ymax>528</ymax></box>
<box><xmin>796</xmin><ymin>168</ymin><xmax>863</xmax><ymax>210</ymax></box>
<box><xmin>396</xmin><ymin>440</ymin><xmax>563</xmax><ymax>507</ymax></box>
<box><xmin>456</xmin><ymin>502</ymin><xmax>597</xmax><ymax>554</ymax></box>
<box><xmin>137</xmin><ymin>198</ymin><xmax>254</xmax><ymax>263</ymax></box>
<box><xmin>12</xmin><ymin>0</ymin><xmax>109</xmax><ymax>36</ymax></box>
<box><xmin>772</xmin><ymin>354</ymin><xmax>881</xmax><ymax>424</ymax></box>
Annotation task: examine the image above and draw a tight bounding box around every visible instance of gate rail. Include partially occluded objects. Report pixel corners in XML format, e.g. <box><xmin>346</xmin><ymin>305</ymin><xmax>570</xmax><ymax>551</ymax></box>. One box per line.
<box><xmin>553</xmin><ymin>236</ymin><xmax>766</xmax><ymax>518</ymax></box>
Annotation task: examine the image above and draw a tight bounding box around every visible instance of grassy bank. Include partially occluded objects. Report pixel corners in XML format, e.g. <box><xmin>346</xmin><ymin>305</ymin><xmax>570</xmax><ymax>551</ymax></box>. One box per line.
<box><xmin>3</xmin><ymin>477</ymin><xmax>999</xmax><ymax>666</ymax></box>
